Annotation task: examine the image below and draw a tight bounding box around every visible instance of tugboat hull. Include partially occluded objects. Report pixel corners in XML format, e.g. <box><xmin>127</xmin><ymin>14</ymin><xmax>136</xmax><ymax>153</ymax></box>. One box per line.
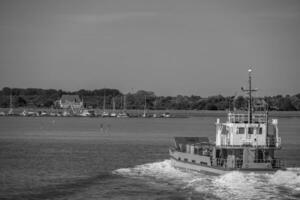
<box><xmin>170</xmin><ymin>149</ymin><xmax>281</xmax><ymax>175</ymax></box>
<box><xmin>170</xmin><ymin>157</ymin><xmax>227</xmax><ymax>175</ymax></box>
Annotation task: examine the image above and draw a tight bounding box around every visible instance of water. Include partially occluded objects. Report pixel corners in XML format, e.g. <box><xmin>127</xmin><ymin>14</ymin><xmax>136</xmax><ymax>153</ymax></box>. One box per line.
<box><xmin>0</xmin><ymin>115</ymin><xmax>299</xmax><ymax>200</ymax></box>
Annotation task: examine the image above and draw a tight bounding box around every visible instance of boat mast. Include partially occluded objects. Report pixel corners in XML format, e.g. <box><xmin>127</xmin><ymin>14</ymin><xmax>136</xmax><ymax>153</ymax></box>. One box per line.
<box><xmin>242</xmin><ymin>67</ymin><xmax>257</xmax><ymax>123</ymax></box>
<box><xmin>9</xmin><ymin>89</ymin><xmax>13</xmax><ymax>114</ymax></box>
<box><xmin>103</xmin><ymin>89</ymin><xmax>106</xmax><ymax>112</ymax></box>
<box><xmin>123</xmin><ymin>95</ymin><xmax>126</xmax><ymax>112</ymax></box>
<box><xmin>10</xmin><ymin>90</ymin><xmax>13</xmax><ymax>109</ymax></box>
<box><xmin>143</xmin><ymin>96</ymin><xmax>147</xmax><ymax>115</ymax></box>
<box><xmin>249</xmin><ymin>68</ymin><xmax>253</xmax><ymax>123</ymax></box>
<box><xmin>112</xmin><ymin>97</ymin><xmax>115</xmax><ymax>112</ymax></box>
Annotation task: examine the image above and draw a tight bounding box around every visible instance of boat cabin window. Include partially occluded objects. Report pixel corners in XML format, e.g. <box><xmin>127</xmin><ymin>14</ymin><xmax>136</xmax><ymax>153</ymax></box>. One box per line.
<box><xmin>238</xmin><ymin>127</ymin><xmax>245</xmax><ymax>134</ymax></box>
<box><xmin>248</xmin><ymin>127</ymin><xmax>254</xmax><ymax>134</ymax></box>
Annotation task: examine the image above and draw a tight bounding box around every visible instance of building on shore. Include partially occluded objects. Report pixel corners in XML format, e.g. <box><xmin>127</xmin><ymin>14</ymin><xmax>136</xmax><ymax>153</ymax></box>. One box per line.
<box><xmin>57</xmin><ymin>95</ymin><xmax>83</xmax><ymax>110</ymax></box>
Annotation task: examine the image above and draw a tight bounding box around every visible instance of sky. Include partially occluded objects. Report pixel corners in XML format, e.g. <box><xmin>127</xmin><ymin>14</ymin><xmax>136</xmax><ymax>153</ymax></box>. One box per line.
<box><xmin>0</xmin><ymin>0</ymin><xmax>299</xmax><ymax>97</ymax></box>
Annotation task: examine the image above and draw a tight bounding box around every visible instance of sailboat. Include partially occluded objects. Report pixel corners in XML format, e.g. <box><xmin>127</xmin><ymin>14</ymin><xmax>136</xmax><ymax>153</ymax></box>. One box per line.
<box><xmin>20</xmin><ymin>109</ymin><xmax>28</xmax><ymax>116</ymax></box>
<box><xmin>142</xmin><ymin>96</ymin><xmax>147</xmax><ymax>118</ymax></box>
<box><xmin>79</xmin><ymin>109</ymin><xmax>90</xmax><ymax>117</ymax></box>
<box><xmin>110</xmin><ymin>97</ymin><xmax>117</xmax><ymax>117</ymax></box>
<box><xmin>118</xmin><ymin>95</ymin><xmax>129</xmax><ymax>118</ymax></box>
<box><xmin>101</xmin><ymin>90</ymin><xmax>109</xmax><ymax>117</ymax></box>
<box><xmin>7</xmin><ymin>91</ymin><xmax>14</xmax><ymax>116</ymax></box>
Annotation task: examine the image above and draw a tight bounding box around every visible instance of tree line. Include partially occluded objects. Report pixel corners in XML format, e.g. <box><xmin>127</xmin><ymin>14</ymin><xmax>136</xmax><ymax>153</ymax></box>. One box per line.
<box><xmin>0</xmin><ymin>87</ymin><xmax>299</xmax><ymax>111</ymax></box>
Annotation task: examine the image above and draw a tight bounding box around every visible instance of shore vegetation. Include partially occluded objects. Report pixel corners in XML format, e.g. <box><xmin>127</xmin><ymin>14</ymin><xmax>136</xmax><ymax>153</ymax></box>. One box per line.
<box><xmin>0</xmin><ymin>87</ymin><xmax>299</xmax><ymax>111</ymax></box>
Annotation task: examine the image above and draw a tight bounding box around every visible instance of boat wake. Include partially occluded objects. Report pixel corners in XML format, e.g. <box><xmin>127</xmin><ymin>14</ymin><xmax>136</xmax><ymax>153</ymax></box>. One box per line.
<box><xmin>113</xmin><ymin>160</ymin><xmax>300</xmax><ymax>200</ymax></box>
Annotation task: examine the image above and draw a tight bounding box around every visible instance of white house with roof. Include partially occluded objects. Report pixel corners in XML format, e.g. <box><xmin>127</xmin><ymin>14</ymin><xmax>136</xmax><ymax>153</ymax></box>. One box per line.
<box><xmin>58</xmin><ymin>95</ymin><xmax>83</xmax><ymax>109</ymax></box>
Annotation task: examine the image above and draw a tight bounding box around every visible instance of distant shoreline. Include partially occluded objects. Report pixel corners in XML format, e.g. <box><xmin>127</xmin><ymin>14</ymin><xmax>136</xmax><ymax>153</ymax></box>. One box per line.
<box><xmin>1</xmin><ymin>88</ymin><xmax>300</xmax><ymax>111</ymax></box>
<box><xmin>1</xmin><ymin>108</ymin><xmax>300</xmax><ymax>118</ymax></box>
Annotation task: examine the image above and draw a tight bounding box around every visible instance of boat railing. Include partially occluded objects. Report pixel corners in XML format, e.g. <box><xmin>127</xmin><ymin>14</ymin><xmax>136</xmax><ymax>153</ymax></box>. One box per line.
<box><xmin>252</xmin><ymin>114</ymin><xmax>268</xmax><ymax>123</ymax></box>
<box><xmin>266</xmin><ymin>137</ymin><xmax>276</xmax><ymax>147</ymax></box>
<box><xmin>214</xmin><ymin>158</ymin><xmax>243</xmax><ymax>168</ymax></box>
<box><xmin>254</xmin><ymin>158</ymin><xmax>284</xmax><ymax>168</ymax></box>
<box><xmin>272</xmin><ymin>158</ymin><xmax>284</xmax><ymax>169</ymax></box>
<box><xmin>266</xmin><ymin>136</ymin><xmax>281</xmax><ymax>148</ymax></box>
<box><xmin>214</xmin><ymin>158</ymin><xmax>283</xmax><ymax>169</ymax></box>
<box><xmin>216</xmin><ymin>144</ymin><xmax>280</xmax><ymax>148</ymax></box>
<box><xmin>214</xmin><ymin>158</ymin><xmax>228</xmax><ymax>168</ymax></box>
<box><xmin>169</xmin><ymin>147</ymin><xmax>177</xmax><ymax>152</ymax></box>
<box><xmin>228</xmin><ymin>113</ymin><xmax>267</xmax><ymax>123</ymax></box>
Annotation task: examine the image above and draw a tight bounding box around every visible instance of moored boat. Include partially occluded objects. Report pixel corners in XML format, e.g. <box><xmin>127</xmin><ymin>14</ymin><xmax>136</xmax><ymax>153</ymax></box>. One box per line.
<box><xmin>169</xmin><ymin>69</ymin><xmax>284</xmax><ymax>175</ymax></box>
<box><xmin>101</xmin><ymin>90</ymin><xmax>110</xmax><ymax>117</ymax></box>
<box><xmin>79</xmin><ymin>109</ymin><xmax>90</xmax><ymax>117</ymax></box>
<box><xmin>117</xmin><ymin>112</ymin><xmax>129</xmax><ymax>118</ymax></box>
<box><xmin>117</xmin><ymin>95</ymin><xmax>129</xmax><ymax>117</ymax></box>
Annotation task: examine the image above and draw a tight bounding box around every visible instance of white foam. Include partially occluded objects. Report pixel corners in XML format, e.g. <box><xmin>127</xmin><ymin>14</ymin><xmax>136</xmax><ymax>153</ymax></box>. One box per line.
<box><xmin>114</xmin><ymin>160</ymin><xmax>192</xmax><ymax>180</ymax></box>
<box><xmin>269</xmin><ymin>168</ymin><xmax>300</xmax><ymax>191</ymax></box>
<box><xmin>114</xmin><ymin>160</ymin><xmax>300</xmax><ymax>199</ymax></box>
<box><xmin>212</xmin><ymin>171</ymin><xmax>275</xmax><ymax>200</ymax></box>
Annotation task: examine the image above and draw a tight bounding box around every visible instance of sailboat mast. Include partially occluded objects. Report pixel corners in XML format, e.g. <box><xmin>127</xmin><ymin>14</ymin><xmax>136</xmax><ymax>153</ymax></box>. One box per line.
<box><xmin>123</xmin><ymin>95</ymin><xmax>126</xmax><ymax>111</ymax></box>
<box><xmin>112</xmin><ymin>97</ymin><xmax>115</xmax><ymax>112</ymax></box>
<box><xmin>10</xmin><ymin>90</ymin><xmax>13</xmax><ymax>109</ymax></box>
<box><xmin>144</xmin><ymin>96</ymin><xmax>146</xmax><ymax>111</ymax></box>
<box><xmin>103</xmin><ymin>90</ymin><xmax>106</xmax><ymax>111</ymax></box>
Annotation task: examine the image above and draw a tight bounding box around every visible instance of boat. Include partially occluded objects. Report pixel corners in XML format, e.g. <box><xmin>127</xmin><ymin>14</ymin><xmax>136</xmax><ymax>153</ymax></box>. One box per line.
<box><xmin>169</xmin><ymin>69</ymin><xmax>284</xmax><ymax>175</ymax></box>
<box><xmin>62</xmin><ymin>110</ymin><xmax>71</xmax><ymax>117</ymax></box>
<box><xmin>40</xmin><ymin>111</ymin><xmax>48</xmax><ymax>116</ymax></box>
<box><xmin>142</xmin><ymin>96</ymin><xmax>148</xmax><ymax>118</ymax></box>
<box><xmin>49</xmin><ymin>112</ymin><xmax>56</xmax><ymax>117</ymax></box>
<box><xmin>117</xmin><ymin>96</ymin><xmax>129</xmax><ymax>117</ymax></box>
<box><xmin>110</xmin><ymin>112</ymin><xmax>117</xmax><ymax>117</ymax></box>
<box><xmin>27</xmin><ymin>111</ymin><xmax>39</xmax><ymax>117</ymax></box>
<box><xmin>102</xmin><ymin>111</ymin><xmax>110</xmax><ymax>117</ymax></box>
<box><xmin>101</xmin><ymin>90</ymin><xmax>110</xmax><ymax>117</ymax></box>
<box><xmin>110</xmin><ymin>97</ymin><xmax>117</xmax><ymax>117</ymax></box>
<box><xmin>79</xmin><ymin>109</ymin><xmax>90</xmax><ymax>117</ymax></box>
<box><xmin>161</xmin><ymin>112</ymin><xmax>171</xmax><ymax>118</ymax></box>
<box><xmin>7</xmin><ymin>91</ymin><xmax>14</xmax><ymax>116</ymax></box>
<box><xmin>117</xmin><ymin>95</ymin><xmax>129</xmax><ymax>117</ymax></box>
<box><xmin>20</xmin><ymin>109</ymin><xmax>27</xmax><ymax>116</ymax></box>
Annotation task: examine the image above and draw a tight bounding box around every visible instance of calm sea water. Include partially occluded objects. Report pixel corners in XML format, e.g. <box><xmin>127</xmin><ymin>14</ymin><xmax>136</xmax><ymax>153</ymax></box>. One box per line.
<box><xmin>0</xmin><ymin>115</ymin><xmax>299</xmax><ymax>200</ymax></box>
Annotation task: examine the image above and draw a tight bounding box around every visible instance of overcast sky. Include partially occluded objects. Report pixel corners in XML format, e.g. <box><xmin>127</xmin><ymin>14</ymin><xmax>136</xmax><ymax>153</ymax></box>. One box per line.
<box><xmin>0</xmin><ymin>0</ymin><xmax>299</xmax><ymax>96</ymax></box>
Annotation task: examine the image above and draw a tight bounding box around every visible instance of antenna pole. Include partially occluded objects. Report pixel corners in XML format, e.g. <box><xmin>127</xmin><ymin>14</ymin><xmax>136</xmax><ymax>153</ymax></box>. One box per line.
<box><xmin>248</xmin><ymin>68</ymin><xmax>252</xmax><ymax>123</ymax></box>
<box><xmin>242</xmin><ymin>67</ymin><xmax>257</xmax><ymax>123</ymax></box>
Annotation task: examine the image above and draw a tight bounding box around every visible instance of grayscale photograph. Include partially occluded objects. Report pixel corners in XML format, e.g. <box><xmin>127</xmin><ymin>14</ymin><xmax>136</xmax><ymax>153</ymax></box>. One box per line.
<box><xmin>0</xmin><ymin>0</ymin><xmax>300</xmax><ymax>199</ymax></box>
